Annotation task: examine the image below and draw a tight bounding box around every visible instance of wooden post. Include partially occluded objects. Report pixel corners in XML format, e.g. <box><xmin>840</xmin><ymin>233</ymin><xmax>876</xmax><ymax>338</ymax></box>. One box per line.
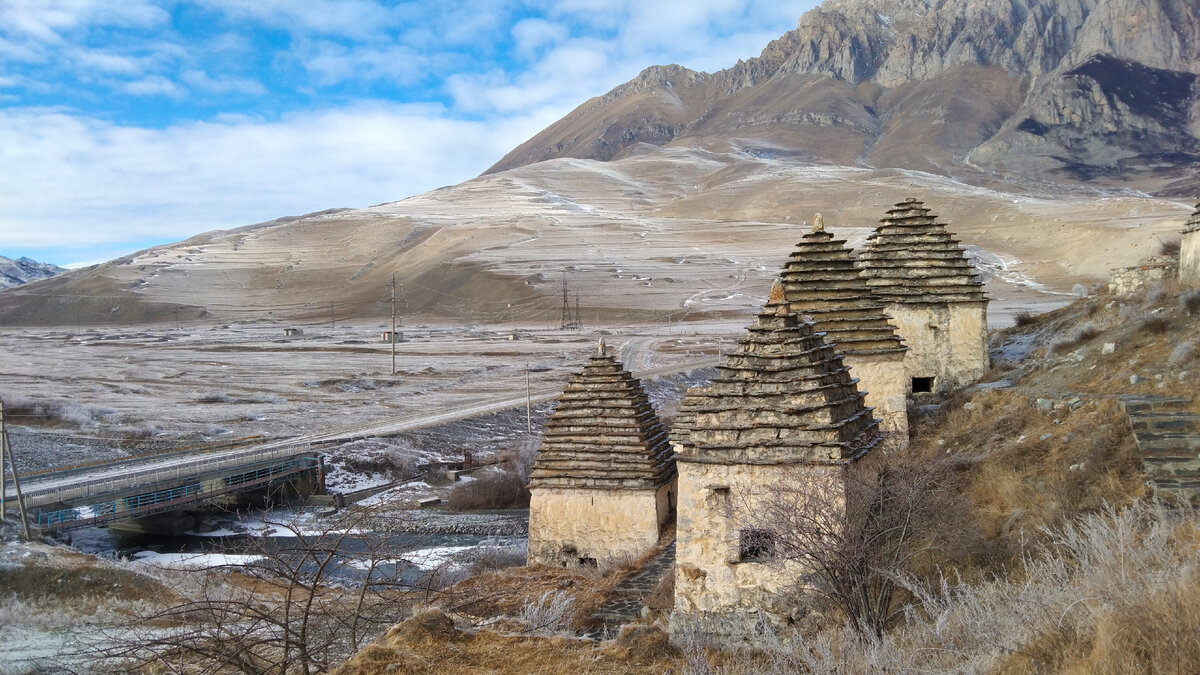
<box><xmin>389</xmin><ymin>274</ymin><xmax>398</xmax><ymax>374</ymax></box>
<box><xmin>1</xmin><ymin>402</ymin><xmax>33</xmax><ymax>539</ymax></box>
<box><xmin>0</xmin><ymin>401</ymin><xmax>5</xmax><ymax>522</ymax></box>
<box><xmin>525</xmin><ymin>364</ymin><xmax>532</xmax><ymax>434</ymax></box>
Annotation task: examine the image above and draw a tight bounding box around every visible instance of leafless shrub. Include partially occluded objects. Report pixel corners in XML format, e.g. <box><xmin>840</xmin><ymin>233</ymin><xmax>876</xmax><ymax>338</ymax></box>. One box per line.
<box><xmin>743</xmin><ymin>451</ymin><xmax>960</xmax><ymax>638</ymax></box>
<box><xmin>1012</xmin><ymin>310</ymin><xmax>1039</xmax><ymax>327</ymax></box>
<box><xmin>1140</xmin><ymin>315</ymin><xmax>1171</xmax><ymax>334</ymax></box>
<box><xmin>1182</xmin><ymin>289</ymin><xmax>1200</xmax><ymax>314</ymax></box>
<box><xmin>1159</xmin><ymin>238</ymin><xmax>1181</xmax><ymax>257</ymax></box>
<box><xmin>467</xmin><ymin>541</ymin><xmax>528</xmax><ymax>575</ymax></box>
<box><xmin>1049</xmin><ymin>322</ymin><xmax>1102</xmax><ymax>354</ymax></box>
<box><xmin>197</xmin><ymin>391</ymin><xmax>231</xmax><ymax>403</ymax></box>
<box><xmin>90</xmin><ymin>506</ymin><xmax>423</xmax><ymax>674</ymax></box>
<box><xmin>517</xmin><ymin>590</ymin><xmax>575</xmax><ymax>635</ymax></box>
<box><xmin>751</xmin><ymin>502</ymin><xmax>1200</xmax><ymax>673</ymax></box>
<box><xmin>447</xmin><ymin>470</ymin><xmax>530</xmax><ymax>510</ymax></box>
<box><xmin>1</xmin><ymin>396</ymin><xmax>117</xmax><ymax>427</ymax></box>
<box><xmin>1170</xmin><ymin>339</ymin><xmax>1198</xmax><ymax>365</ymax></box>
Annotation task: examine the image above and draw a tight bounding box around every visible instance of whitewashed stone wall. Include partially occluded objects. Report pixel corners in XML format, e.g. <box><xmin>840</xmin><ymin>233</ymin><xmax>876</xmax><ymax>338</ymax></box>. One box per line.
<box><xmin>843</xmin><ymin>352</ymin><xmax>908</xmax><ymax>444</ymax></box>
<box><xmin>528</xmin><ymin>483</ymin><xmax>672</xmax><ymax>567</ymax></box>
<box><xmin>669</xmin><ymin>461</ymin><xmax>842</xmax><ymax>642</ymax></box>
<box><xmin>1181</xmin><ymin>230</ymin><xmax>1199</xmax><ymax>285</ymax></box>
<box><xmin>884</xmin><ymin>301</ymin><xmax>988</xmax><ymax>394</ymax></box>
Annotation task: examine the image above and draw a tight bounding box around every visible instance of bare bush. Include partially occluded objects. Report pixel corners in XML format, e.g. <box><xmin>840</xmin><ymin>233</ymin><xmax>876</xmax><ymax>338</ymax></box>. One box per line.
<box><xmin>92</xmin><ymin>507</ymin><xmax>421</xmax><ymax>674</ymax></box>
<box><xmin>1141</xmin><ymin>315</ymin><xmax>1172</xmax><ymax>334</ymax></box>
<box><xmin>1012</xmin><ymin>310</ymin><xmax>1039</xmax><ymax>327</ymax></box>
<box><xmin>1159</xmin><ymin>238</ymin><xmax>1181</xmax><ymax>257</ymax></box>
<box><xmin>517</xmin><ymin>590</ymin><xmax>575</xmax><ymax>635</ymax></box>
<box><xmin>1170</xmin><ymin>339</ymin><xmax>1198</xmax><ymax>365</ymax></box>
<box><xmin>1049</xmin><ymin>321</ymin><xmax>1102</xmax><ymax>354</ymax></box>
<box><xmin>1182</xmin><ymin>289</ymin><xmax>1200</xmax><ymax>314</ymax></box>
<box><xmin>743</xmin><ymin>451</ymin><xmax>960</xmax><ymax>638</ymax></box>
<box><xmin>447</xmin><ymin>439</ymin><xmax>538</xmax><ymax>510</ymax></box>
<box><xmin>748</xmin><ymin>502</ymin><xmax>1200</xmax><ymax>674</ymax></box>
<box><xmin>447</xmin><ymin>470</ymin><xmax>530</xmax><ymax>510</ymax></box>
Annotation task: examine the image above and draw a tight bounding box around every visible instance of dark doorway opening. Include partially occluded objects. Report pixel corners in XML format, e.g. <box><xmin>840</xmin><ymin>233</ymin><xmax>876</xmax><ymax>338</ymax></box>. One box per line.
<box><xmin>912</xmin><ymin>377</ymin><xmax>934</xmax><ymax>394</ymax></box>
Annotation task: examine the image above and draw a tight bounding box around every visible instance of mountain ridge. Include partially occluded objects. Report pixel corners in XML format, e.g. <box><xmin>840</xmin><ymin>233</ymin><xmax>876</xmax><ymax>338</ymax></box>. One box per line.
<box><xmin>487</xmin><ymin>0</ymin><xmax>1200</xmax><ymax>195</ymax></box>
<box><xmin>0</xmin><ymin>255</ymin><xmax>65</xmax><ymax>290</ymax></box>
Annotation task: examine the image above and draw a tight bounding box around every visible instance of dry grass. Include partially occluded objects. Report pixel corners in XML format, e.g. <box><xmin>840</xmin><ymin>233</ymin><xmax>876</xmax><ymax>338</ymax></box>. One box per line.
<box><xmin>447</xmin><ymin>469</ymin><xmax>531</xmax><ymax>510</ymax></box>
<box><xmin>1012</xmin><ymin>309</ymin><xmax>1040</xmax><ymax>327</ymax></box>
<box><xmin>1159</xmin><ymin>237</ymin><xmax>1182</xmax><ymax>257</ymax></box>
<box><xmin>439</xmin><ymin>564</ymin><xmax>623</xmax><ymax>630</ymax></box>
<box><xmin>334</xmin><ymin>611</ymin><xmax>684</xmax><ymax>674</ymax></box>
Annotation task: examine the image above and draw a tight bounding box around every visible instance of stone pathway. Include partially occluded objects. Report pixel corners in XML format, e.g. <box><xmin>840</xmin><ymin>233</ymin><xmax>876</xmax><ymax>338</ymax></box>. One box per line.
<box><xmin>584</xmin><ymin>540</ymin><xmax>676</xmax><ymax>638</ymax></box>
<box><xmin>1119</xmin><ymin>395</ymin><xmax>1200</xmax><ymax>502</ymax></box>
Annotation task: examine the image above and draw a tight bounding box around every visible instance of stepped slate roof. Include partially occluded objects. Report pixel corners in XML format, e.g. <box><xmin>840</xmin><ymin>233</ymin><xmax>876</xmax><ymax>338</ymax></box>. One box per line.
<box><xmin>1184</xmin><ymin>201</ymin><xmax>1200</xmax><ymax>234</ymax></box>
<box><xmin>858</xmin><ymin>198</ymin><xmax>986</xmax><ymax>304</ymax></box>
<box><xmin>529</xmin><ymin>343</ymin><xmax>675</xmax><ymax>489</ymax></box>
<box><xmin>673</xmin><ymin>282</ymin><xmax>881</xmax><ymax>466</ymax></box>
<box><xmin>780</xmin><ymin>218</ymin><xmax>906</xmax><ymax>356</ymax></box>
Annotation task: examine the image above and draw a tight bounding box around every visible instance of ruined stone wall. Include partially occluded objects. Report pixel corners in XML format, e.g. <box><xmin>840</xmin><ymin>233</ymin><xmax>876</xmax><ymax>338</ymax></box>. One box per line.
<box><xmin>1181</xmin><ymin>230</ymin><xmax>1200</xmax><ymax>285</ymax></box>
<box><xmin>842</xmin><ymin>352</ymin><xmax>908</xmax><ymax>443</ymax></box>
<box><xmin>670</xmin><ymin>461</ymin><xmax>843</xmax><ymax>642</ymax></box>
<box><xmin>528</xmin><ymin>484</ymin><xmax>670</xmax><ymax>567</ymax></box>
<box><xmin>1110</xmin><ymin>257</ymin><xmax>1179</xmax><ymax>296</ymax></box>
<box><xmin>885</xmin><ymin>301</ymin><xmax>988</xmax><ymax>394</ymax></box>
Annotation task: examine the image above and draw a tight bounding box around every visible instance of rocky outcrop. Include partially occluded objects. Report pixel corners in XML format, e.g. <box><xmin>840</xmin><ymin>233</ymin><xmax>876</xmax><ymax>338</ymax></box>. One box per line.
<box><xmin>487</xmin><ymin>0</ymin><xmax>1200</xmax><ymax>194</ymax></box>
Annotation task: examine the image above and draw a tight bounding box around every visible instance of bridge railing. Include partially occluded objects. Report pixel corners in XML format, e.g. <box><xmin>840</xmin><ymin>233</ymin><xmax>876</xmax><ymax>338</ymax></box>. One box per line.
<box><xmin>34</xmin><ymin>456</ymin><xmax>319</xmax><ymax>530</ymax></box>
<box><xmin>21</xmin><ymin>444</ymin><xmax>316</xmax><ymax>509</ymax></box>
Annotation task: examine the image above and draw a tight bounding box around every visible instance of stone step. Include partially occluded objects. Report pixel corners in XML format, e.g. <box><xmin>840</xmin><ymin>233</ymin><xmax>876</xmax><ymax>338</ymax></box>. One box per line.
<box><xmin>1119</xmin><ymin>396</ymin><xmax>1193</xmax><ymax>414</ymax></box>
<box><xmin>1135</xmin><ymin>434</ymin><xmax>1200</xmax><ymax>456</ymax></box>
<box><xmin>582</xmin><ymin>541</ymin><xmax>676</xmax><ymax>639</ymax></box>
<box><xmin>1128</xmin><ymin>413</ymin><xmax>1200</xmax><ymax>432</ymax></box>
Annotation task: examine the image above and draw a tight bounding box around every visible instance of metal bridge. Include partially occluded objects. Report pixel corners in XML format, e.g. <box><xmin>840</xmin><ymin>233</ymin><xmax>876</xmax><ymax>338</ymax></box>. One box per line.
<box><xmin>4</xmin><ymin>357</ymin><xmax>718</xmax><ymax>532</ymax></box>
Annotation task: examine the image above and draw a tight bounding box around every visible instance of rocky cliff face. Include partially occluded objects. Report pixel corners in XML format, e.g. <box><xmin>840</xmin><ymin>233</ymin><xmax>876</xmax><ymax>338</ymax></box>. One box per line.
<box><xmin>488</xmin><ymin>0</ymin><xmax>1200</xmax><ymax>195</ymax></box>
<box><xmin>0</xmin><ymin>255</ymin><xmax>65</xmax><ymax>289</ymax></box>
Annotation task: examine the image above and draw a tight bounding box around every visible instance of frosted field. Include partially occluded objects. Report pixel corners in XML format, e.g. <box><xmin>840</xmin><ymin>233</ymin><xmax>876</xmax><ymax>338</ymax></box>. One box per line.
<box><xmin>0</xmin><ymin>319</ymin><xmax>737</xmax><ymax>473</ymax></box>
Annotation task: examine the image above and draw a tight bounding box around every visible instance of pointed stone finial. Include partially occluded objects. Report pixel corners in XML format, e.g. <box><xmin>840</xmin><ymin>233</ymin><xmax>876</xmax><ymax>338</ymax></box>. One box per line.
<box><xmin>768</xmin><ymin>278</ymin><xmax>786</xmax><ymax>305</ymax></box>
<box><xmin>813</xmin><ymin>213</ymin><xmax>824</xmax><ymax>232</ymax></box>
<box><xmin>598</xmin><ymin>338</ymin><xmax>607</xmax><ymax>356</ymax></box>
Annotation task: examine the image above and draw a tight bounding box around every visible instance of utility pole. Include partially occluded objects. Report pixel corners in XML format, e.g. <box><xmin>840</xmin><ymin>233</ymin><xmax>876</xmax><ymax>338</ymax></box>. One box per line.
<box><xmin>525</xmin><ymin>364</ymin><xmax>532</xmax><ymax>434</ymax></box>
<box><xmin>559</xmin><ymin>273</ymin><xmax>570</xmax><ymax>330</ymax></box>
<box><xmin>574</xmin><ymin>292</ymin><xmax>580</xmax><ymax>329</ymax></box>
<box><xmin>1</xmin><ymin>402</ymin><xmax>5</xmax><ymax>521</ymax></box>
<box><xmin>387</xmin><ymin>274</ymin><xmax>399</xmax><ymax>374</ymax></box>
<box><xmin>1</xmin><ymin>401</ymin><xmax>32</xmax><ymax>539</ymax></box>
<box><xmin>330</xmin><ymin>301</ymin><xmax>335</xmax><ymax>331</ymax></box>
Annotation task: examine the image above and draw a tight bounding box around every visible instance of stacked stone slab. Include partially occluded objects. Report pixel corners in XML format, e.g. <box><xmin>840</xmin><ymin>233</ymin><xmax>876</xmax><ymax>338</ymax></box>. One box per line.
<box><xmin>1181</xmin><ymin>201</ymin><xmax>1200</xmax><ymax>285</ymax></box>
<box><xmin>780</xmin><ymin>217</ymin><xmax>909</xmax><ymax>439</ymax></box>
<box><xmin>858</xmin><ymin>198</ymin><xmax>989</xmax><ymax>394</ymax></box>
<box><xmin>669</xmin><ymin>282</ymin><xmax>883</xmax><ymax>642</ymax></box>
<box><xmin>527</xmin><ymin>342</ymin><xmax>676</xmax><ymax>568</ymax></box>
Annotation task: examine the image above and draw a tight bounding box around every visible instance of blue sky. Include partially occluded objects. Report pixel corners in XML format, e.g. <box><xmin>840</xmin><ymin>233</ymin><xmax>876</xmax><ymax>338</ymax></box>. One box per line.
<box><xmin>0</xmin><ymin>0</ymin><xmax>819</xmax><ymax>268</ymax></box>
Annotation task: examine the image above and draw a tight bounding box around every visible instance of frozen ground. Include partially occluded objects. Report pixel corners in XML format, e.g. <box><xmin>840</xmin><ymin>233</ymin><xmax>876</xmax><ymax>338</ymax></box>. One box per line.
<box><xmin>0</xmin><ymin>321</ymin><xmax>731</xmax><ymax>474</ymax></box>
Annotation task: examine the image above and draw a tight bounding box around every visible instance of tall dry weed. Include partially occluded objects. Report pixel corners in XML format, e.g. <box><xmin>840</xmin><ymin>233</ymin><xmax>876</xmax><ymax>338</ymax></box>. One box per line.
<box><xmin>715</xmin><ymin>503</ymin><xmax>1200</xmax><ymax>674</ymax></box>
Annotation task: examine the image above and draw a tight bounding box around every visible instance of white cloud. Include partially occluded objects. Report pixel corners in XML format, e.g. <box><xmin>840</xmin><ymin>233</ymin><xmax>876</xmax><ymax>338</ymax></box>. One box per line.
<box><xmin>0</xmin><ymin>0</ymin><xmax>168</xmax><ymax>44</ymax></box>
<box><xmin>122</xmin><ymin>74</ymin><xmax>185</xmax><ymax>97</ymax></box>
<box><xmin>198</xmin><ymin>0</ymin><xmax>399</xmax><ymax>40</ymax></box>
<box><xmin>0</xmin><ymin>104</ymin><xmax>553</xmax><ymax>253</ymax></box>
<box><xmin>180</xmin><ymin>69</ymin><xmax>267</xmax><ymax>96</ymax></box>
<box><xmin>512</xmin><ymin>18</ymin><xmax>568</xmax><ymax>58</ymax></box>
<box><xmin>289</xmin><ymin>40</ymin><xmax>428</xmax><ymax>87</ymax></box>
